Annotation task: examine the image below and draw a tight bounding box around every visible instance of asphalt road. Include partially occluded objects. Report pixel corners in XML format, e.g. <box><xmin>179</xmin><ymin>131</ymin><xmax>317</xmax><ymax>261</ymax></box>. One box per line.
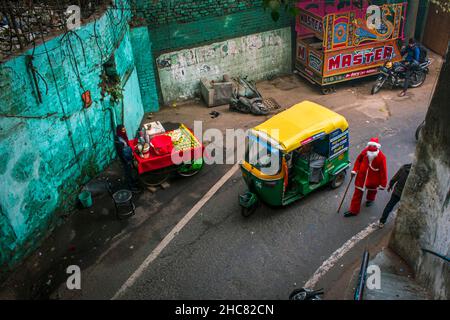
<box><xmin>115</xmin><ymin>103</ymin><xmax>424</xmax><ymax>299</ymax></box>
<box><xmin>30</xmin><ymin>63</ymin><xmax>436</xmax><ymax>300</ymax></box>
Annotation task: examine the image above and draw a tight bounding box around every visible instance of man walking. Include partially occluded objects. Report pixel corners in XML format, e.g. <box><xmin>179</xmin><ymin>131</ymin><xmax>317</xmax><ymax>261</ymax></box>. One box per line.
<box><xmin>344</xmin><ymin>137</ymin><xmax>388</xmax><ymax>217</ymax></box>
<box><xmin>378</xmin><ymin>163</ymin><xmax>412</xmax><ymax>228</ymax></box>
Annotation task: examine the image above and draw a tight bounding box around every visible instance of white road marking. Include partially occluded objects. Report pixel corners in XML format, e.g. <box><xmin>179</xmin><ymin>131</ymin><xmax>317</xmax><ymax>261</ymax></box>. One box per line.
<box><xmin>112</xmin><ymin>163</ymin><xmax>240</xmax><ymax>300</ymax></box>
<box><xmin>304</xmin><ymin>221</ymin><xmax>379</xmax><ymax>289</ymax></box>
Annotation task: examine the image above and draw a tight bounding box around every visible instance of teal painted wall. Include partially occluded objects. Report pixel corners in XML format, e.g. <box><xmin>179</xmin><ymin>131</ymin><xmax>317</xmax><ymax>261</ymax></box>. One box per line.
<box><xmin>123</xmin><ymin>68</ymin><xmax>145</xmax><ymax>135</ymax></box>
<box><xmin>136</xmin><ymin>0</ymin><xmax>265</xmax><ymax>26</ymax></box>
<box><xmin>0</xmin><ymin>1</ymin><xmax>146</xmax><ymax>268</ymax></box>
<box><xmin>129</xmin><ymin>27</ymin><xmax>160</xmax><ymax>112</ymax></box>
<box><xmin>148</xmin><ymin>7</ymin><xmax>292</xmax><ymax>55</ymax></box>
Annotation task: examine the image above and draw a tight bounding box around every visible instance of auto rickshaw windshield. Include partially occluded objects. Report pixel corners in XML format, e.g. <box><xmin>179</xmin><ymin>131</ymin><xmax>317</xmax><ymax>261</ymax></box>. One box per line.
<box><xmin>245</xmin><ymin>135</ymin><xmax>282</xmax><ymax>176</ymax></box>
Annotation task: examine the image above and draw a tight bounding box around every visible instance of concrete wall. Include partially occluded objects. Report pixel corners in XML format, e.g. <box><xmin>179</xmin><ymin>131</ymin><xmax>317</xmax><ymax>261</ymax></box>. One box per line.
<box><xmin>156</xmin><ymin>27</ymin><xmax>292</xmax><ymax>103</ymax></box>
<box><xmin>390</xmin><ymin>43</ymin><xmax>450</xmax><ymax>299</ymax></box>
<box><xmin>0</xmin><ymin>2</ymin><xmax>147</xmax><ymax>269</ymax></box>
<box><xmin>133</xmin><ymin>0</ymin><xmax>292</xmax><ymax>104</ymax></box>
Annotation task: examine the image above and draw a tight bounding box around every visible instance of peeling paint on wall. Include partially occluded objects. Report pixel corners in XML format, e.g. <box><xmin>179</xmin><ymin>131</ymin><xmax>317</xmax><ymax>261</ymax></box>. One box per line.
<box><xmin>156</xmin><ymin>27</ymin><xmax>292</xmax><ymax>104</ymax></box>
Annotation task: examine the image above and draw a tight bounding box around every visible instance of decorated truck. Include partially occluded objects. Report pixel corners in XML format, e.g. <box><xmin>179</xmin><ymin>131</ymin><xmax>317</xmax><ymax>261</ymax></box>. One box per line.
<box><xmin>294</xmin><ymin>0</ymin><xmax>407</xmax><ymax>94</ymax></box>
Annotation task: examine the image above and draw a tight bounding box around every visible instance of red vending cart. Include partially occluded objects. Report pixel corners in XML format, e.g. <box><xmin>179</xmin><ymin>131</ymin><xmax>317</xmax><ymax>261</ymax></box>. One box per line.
<box><xmin>129</xmin><ymin>124</ymin><xmax>204</xmax><ymax>186</ymax></box>
<box><xmin>294</xmin><ymin>1</ymin><xmax>406</xmax><ymax>94</ymax></box>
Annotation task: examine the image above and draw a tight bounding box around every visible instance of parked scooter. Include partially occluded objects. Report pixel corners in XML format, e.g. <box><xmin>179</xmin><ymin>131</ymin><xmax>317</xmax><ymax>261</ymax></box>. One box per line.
<box><xmin>371</xmin><ymin>59</ymin><xmax>431</xmax><ymax>95</ymax></box>
<box><xmin>229</xmin><ymin>77</ymin><xmax>269</xmax><ymax>115</ymax></box>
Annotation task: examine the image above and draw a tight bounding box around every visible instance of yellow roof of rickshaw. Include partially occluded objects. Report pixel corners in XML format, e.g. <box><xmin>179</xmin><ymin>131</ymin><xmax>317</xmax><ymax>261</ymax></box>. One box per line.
<box><xmin>252</xmin><ymin>101</ymin><xmax>348</xmax><ymax>152</ymax></box>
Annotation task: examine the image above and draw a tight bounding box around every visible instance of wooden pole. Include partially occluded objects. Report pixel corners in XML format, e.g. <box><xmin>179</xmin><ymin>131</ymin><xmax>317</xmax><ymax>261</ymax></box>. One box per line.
<box><xmin>337</xmin><ymin>173</ymin><xmax>354</xmax><ymax>213</ymax></box>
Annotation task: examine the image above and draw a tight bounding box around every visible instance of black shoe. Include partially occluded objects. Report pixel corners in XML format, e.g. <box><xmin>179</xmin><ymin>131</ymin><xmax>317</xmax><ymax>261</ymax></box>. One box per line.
<box><xmin>366</xmin><ymin>201</ymin><xmax>374</xmax><ymax>207</ymax></box>
<box><xmin>344</xmin><ymin>211</ymin><xmax>356</xmax><ymax>218</ymax></box>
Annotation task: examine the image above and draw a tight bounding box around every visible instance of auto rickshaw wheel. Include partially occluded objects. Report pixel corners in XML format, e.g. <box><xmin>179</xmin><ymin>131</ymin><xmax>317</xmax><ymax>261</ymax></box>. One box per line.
<box><xmin>241</xmin><ymin>204</ymin><xmax>257</xmax><ymax>217</ymax></box>
<box><xmin>177</xmin><ymin>159</ymin><xmax>204</xmax><ymax>177</ymax></box>
<box><xmin>331</xmin><ymin>170</ymin><xmax>347</xmax><ymax>189</ymax></box>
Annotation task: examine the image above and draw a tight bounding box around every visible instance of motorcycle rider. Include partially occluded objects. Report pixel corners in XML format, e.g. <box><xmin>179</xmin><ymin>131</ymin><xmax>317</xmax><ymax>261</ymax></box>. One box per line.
<box><xmin>398</xmin><ymin>38</ymin><xmax>421</xmax><ymax>97</ymax></box>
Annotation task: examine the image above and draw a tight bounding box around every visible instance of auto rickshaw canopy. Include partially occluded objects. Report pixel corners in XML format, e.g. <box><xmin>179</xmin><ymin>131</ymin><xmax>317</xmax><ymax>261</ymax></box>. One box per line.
<box><xmin>252</xmin><ymin>101</ymin><xmax>348</xmax><ymax>153</ymax></box>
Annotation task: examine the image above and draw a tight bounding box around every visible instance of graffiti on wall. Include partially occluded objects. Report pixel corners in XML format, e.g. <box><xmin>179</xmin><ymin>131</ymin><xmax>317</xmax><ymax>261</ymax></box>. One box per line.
<box><xmin>156</xmin><ymin>28</ymin><xmax>291</xmax><ymax>103</ymax></box>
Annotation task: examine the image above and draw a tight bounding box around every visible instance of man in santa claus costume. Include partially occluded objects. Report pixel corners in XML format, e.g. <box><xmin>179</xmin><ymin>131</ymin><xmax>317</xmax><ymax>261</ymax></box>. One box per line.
<box><xmin>344</xmin><ymin>137</ymin><xmax>388</xmax><ymax>217</ymax></box>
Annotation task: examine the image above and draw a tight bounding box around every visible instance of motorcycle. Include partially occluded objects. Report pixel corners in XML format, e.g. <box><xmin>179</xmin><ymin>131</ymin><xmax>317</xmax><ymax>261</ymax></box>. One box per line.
<box><xmin>371</xmin><ymin>59</ymin><xmax>431</xmax><ymax>95</ymax></box>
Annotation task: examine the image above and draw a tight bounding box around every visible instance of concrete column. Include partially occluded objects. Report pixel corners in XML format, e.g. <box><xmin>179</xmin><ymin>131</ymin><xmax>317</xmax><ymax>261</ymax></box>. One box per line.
<box><xmin>390</xmin><ymin>42</ymin><xmax>450</xmax><ymax>300</ymax></box>
<box><xmin>404</xmin><ymin>0</ymin><xmax>420</xmax><ymax>42</ymax></box>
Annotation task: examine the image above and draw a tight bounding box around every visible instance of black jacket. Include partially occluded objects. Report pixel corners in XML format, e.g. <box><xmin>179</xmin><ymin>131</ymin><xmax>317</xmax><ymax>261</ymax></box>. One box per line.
<box><xmin>115</xmin><ymin>136</ymin><xmax>133</xmax><ymax>164</ymax></box>
<box><xmin>389</xmin><ymin>164</ymin><xmax>412</xmax><ymax>197</ymax></box>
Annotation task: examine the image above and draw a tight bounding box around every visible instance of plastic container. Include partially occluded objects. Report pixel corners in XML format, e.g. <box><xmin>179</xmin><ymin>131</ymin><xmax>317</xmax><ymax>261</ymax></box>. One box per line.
<box><xmin>78</xmin><ymin>191</ymin><xmax>93</xmax><ymax>208</ymax></box>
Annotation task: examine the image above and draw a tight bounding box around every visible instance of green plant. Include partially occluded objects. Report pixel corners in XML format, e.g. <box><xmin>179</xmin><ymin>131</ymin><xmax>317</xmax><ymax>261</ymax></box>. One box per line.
<box><xmin>99</xmin><ymin>71</ymin><xmax>123</xmax><ymax>103</ymax></box>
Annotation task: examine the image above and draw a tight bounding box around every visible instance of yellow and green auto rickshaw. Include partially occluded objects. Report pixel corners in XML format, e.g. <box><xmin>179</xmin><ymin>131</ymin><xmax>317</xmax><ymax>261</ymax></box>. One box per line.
<box><xmin>239</xmin><ymin>101</ymin><xmax>350</xmax><ymax>216</ymax></box>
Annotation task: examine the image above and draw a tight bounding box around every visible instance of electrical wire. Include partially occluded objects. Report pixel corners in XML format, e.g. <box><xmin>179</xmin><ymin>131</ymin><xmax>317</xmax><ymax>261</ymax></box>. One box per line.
<box><xmin>40</xmin><ymin>32</ymin><xmax>82</xmax><ymax>170</ymax></box>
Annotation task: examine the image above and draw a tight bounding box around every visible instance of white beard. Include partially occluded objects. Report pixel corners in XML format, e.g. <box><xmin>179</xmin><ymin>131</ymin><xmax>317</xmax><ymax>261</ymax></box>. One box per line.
<box><xmin>367</xmin><ymin>150</ymin><xmax>379</xmax><ymax>163</ymax></box>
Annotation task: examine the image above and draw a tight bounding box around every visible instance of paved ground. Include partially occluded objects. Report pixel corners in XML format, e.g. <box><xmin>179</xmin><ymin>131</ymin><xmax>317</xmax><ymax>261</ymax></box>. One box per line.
<box><xmin>0</xmin><ymin>52</ymin><xmax>442</xmax><ymax>300</ymax></box>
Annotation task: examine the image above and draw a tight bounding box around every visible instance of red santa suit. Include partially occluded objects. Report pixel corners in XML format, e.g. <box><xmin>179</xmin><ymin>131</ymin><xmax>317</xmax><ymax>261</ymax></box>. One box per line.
<box><xmin>347</xmin><ymin>137</ymin><xmax>388</xmax><ymax>215</ymax></box>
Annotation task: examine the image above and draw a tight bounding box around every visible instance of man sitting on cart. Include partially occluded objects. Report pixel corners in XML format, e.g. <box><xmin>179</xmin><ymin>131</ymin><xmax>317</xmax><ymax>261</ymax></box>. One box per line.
<box><xmin>115</xmin><ymin>125</ymin><xmax>139</xmax><ymax>192</ymax></box>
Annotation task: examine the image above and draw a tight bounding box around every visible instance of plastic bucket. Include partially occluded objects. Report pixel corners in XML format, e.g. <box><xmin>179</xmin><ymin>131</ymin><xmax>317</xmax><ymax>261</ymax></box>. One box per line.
<box><xmin>78</xmin><ymin>191</ymin><xmax>93</xmax><ymax>208</ymax></box>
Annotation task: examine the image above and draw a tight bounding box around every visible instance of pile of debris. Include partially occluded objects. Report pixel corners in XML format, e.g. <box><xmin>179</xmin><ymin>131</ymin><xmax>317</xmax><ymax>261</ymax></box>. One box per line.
<box><xmin>200</xmin><ymin>74</ymin><xmax>278</xmax><ymax>116</ymax></box>
<box><xmin>228</xmin><ymin>76</ymin><xmax>270</xmax><ymax>116</ymax></box>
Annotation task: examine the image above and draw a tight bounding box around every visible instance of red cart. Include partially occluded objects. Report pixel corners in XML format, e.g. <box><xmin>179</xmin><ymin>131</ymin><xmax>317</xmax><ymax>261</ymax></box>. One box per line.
<box><xmin>129</xmin><ymin>124</ymin><xmax>204</xmax><ymax>186</ymax></box>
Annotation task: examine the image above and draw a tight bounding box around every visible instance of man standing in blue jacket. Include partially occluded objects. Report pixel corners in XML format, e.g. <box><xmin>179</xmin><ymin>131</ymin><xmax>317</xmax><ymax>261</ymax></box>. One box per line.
<box><xmin>399</xmin><ymin>38</ymin><xmax>421</xmax><ymax>97</ymax></box>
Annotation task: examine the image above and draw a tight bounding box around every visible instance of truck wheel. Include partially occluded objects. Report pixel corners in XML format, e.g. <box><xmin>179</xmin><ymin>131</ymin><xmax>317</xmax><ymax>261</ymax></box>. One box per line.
<box><xmin>321</xmin><ymin>86</ymin><xmax>335</xmax><ymax>95</ymax></box>
<box><xmin>331</xmin><ymin>170</ymin><xmax>346</xmax><ymax>189</ymax></box>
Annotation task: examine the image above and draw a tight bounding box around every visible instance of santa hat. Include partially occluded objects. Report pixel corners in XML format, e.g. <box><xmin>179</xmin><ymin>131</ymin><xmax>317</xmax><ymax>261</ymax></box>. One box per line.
<box><xmin>367</xmin><ymin>137</ymin><xmax>381</xmax><ymax>151</ymax></box>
